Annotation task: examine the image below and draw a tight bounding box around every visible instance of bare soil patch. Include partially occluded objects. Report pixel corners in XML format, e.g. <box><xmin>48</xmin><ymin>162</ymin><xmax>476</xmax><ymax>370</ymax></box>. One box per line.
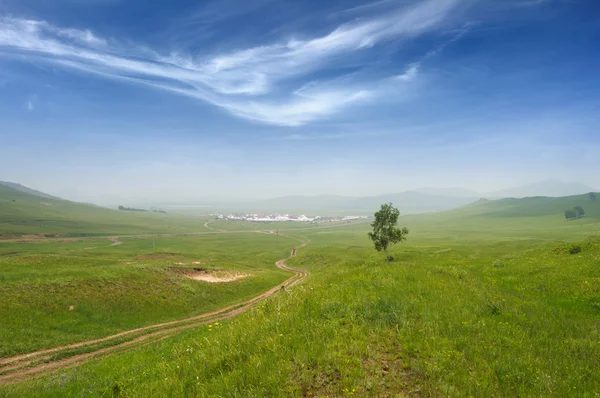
<box><xmin>0</xmin><ymin>234</ymin><xmax>62</xmax><ymax>242</ymax></box>
<box><xmin>189</xmin><ymin>272</ymin><xmax>249</xmax><ymax>283</ymax></box>
<box><xmin>169</xmin><ymin>267</ymin><xmax>249</xmax><ymax>283</ymax></box>
<box><xmin>18</xmin><ymin>234</ymin><xmax>47</xmax><ymax>240</ymax></box>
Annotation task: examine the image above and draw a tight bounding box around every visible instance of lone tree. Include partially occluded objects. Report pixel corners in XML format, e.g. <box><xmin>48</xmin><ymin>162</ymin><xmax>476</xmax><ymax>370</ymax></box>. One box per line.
<box><xmin>589</xmin><ymin>192</ymin><xmax>597</xmax><ymax>201</ymax></box>
<box><xmin>574</xmin><ymin>206</ymin><xmax>585</xmax><ymax>218</ymax></box>
<box><xmin>565</xmin><ymin>206</ymin><xmax>584</xmax><ymax>220</ymax></box>
<box><xmin>565</xmin><ymin>209</ymin><xmax>577</xmax><ymax>220</ymax></box>
<box><xmin>368</xmin><ymin>202</ymin><xmax>409</xmax><ymax>261</ymax></box>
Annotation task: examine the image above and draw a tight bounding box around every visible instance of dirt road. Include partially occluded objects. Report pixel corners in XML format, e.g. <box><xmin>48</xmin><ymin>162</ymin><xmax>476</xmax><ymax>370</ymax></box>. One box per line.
<box><xmin>83</xmin><ymin>237</ymin><xmax>122</xmax><ymax>251</ymax></box>
<box><xmin>0</xmin><ymin>244</ymin><xmax>309</xmax><ymax>385</ymax></box>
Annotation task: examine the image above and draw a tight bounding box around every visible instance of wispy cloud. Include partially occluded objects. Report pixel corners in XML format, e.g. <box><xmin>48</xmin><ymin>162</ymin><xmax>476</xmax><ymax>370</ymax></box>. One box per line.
<box><xmin>395</xmin><ymin>64</ymin><xmax>420</xmax><ymax>81</ymax></box>
<box><xmin>27</xmin><ymin>100</ymin><xmax>34</xmax><ymax>111</ymax></box>
<box><xmin>0</xmin><ymin>0</ymin><xmax>462</xmax><ymax>126</ymax></box>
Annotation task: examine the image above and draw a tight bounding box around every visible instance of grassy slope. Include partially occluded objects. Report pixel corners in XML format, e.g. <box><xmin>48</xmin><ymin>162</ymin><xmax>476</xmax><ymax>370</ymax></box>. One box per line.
<box><xmin>0</xmin><ymin>184</ymin><xmax>364</xmax><ymax>357</ymax></box>
<box><xmin>453</xmin><ymin>193</ymin><xmax>599</xmax><ymax>218</ymax></box>
<box><xmin>1</xmin><ymin>194</ymin><xmax>600</xmax><ymax>396</ymax></box>
<box><xmin>400</xmin><ymin>193</ymin><xmax>600</xmax><ymax>245</ymax></box>
<box><xmin>0</xmin><ymin>184</ymin><xmax>210</xmax><ymax>237</ymax></box>
<box><xmin>0</xmin><ymin>233</ymin><xmax>295</xmax><ymax>357</ymax></box>
<box><xmin>0</xmin><ymin>181</ymin><xmax>62</xmax><ymax>200</ymax></box>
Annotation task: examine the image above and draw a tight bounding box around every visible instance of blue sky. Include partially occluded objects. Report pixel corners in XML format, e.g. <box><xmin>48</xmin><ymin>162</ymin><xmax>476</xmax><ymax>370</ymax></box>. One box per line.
<box><xmin>0</xmin><ymin>0</ymin><xmax>599</xmax><ymax>203</ymax></box>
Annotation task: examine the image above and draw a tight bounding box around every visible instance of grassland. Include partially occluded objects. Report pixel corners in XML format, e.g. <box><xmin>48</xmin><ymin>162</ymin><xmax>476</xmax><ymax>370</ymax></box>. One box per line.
<box><xmin>0</xmin><ymin>192</ymin><xmax>599</xmax><ymax>396</ymax></box>
<box><xmin>0</xmin><ymin>233</ymin><xmax>296</xmax><ymax>357</ymax></box>
<box><xmin>0</xmin><ymin>184</ymin><xmax>213</xmax><ymax>237</ymax></box>
<box><xmin>0</xmin><ymin>184</ymin><xmax>351</xmax><ymax>238</ymax></box>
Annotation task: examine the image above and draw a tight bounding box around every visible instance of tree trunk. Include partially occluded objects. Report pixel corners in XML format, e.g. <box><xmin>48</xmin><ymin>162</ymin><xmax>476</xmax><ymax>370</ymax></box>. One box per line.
<box><xmin>386</xmin><ymin>248</ymin><xmax>391</xmax><ymax>262</ymax></box>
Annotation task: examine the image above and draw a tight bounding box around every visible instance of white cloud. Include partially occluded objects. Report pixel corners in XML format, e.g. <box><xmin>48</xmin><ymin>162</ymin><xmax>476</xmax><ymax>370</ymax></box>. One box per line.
<box><xmin>0</xmin><ymin>0</ymin><xmax>461</xmax><ymax>126</ymax></box>
<box><xmin>27</xmin><ymin>100</ymin><xmax>34</xmax><ymax>111</ymax></box>
<box><xmin>54</xmin><ymin>27</ymin><xmax>107</xmax><ymax>47</ymax></box>
<box><xmin>395</xmin><ymin>64</ymin><xmax>420</xmax><ymax>81</ymax></box>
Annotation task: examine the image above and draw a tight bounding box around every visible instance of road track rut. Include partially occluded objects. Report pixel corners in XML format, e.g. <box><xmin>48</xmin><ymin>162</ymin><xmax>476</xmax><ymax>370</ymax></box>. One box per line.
<box><xmin>0</xmin><ymin>243</ymin><xmax>309</xmax><ymax>386</ymax></box>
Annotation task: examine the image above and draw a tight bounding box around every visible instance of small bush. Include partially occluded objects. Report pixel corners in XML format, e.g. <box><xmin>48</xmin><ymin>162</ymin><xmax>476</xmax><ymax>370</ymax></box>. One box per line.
<box><xmin>553</xmin><ymin>243</ymin><xmax>584</xmax><ymax>255</ymax></box>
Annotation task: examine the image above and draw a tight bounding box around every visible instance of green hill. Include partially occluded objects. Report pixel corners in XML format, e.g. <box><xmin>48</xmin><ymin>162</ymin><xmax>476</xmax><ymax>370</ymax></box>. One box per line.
<box><xmin>402</xmin><ymin>192</ymin><xmax>600</xmax><ymax>221</ymax></box>
<box><xmin>459</xmin><ymin>193</ymin><xmax>600</xmax><ymax>219</ymax></box>
<box><xmin>0</xmin><ymin>181</ymin><xmax>63</xmax><ymax>200</ymax></box>
<box><xmin>401</xmin><ymin>193</ymin><xmax>600</xmax><ymax>243</ymax></box>
<box><xmin>0</xmin><ymin>184</ymin><xmax>207</xmax><ymax>238</ymax></box>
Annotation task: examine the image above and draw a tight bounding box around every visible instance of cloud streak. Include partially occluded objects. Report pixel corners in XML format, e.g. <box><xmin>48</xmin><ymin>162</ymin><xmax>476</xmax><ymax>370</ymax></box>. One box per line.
<box><xmin>0</xmin><ymin>0</ymin><xmax>462</xmax><ymax>126</ymax></box>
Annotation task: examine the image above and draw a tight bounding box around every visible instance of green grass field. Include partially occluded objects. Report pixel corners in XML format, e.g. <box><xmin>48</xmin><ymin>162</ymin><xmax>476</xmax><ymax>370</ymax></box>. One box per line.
<box><xmin>0</xmin><ymin>184</ymin><xmax>214</xmax><ymax>237</ymax></box>
<box><xmin>0</xmin><ymin>184</ymin><xmax>345</xmax><ymax>238</ymax></box>
<box><xmin>1</xmin><ymin>190</ymin><xmax>599</xmax><ymax>396</ymax></box>
<box><xmin>0</xmin><ymin>233</ymin><xmax>297</xmax><ymax>357</ymax></box>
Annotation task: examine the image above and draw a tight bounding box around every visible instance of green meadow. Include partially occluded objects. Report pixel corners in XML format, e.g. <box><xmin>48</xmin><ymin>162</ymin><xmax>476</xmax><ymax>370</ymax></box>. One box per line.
<box><xmin>0</xmin><ymin>184</ymin><xmax>212</xmax><ymax>237</ymax></box>
<box><xmin>1</xmin><ymin>187</ymin><xmax>599</xmax><ymax>396</ymax></box>
<box><xmin>0</xmin><ymin>233</ymin><xmax>296</xmax><ymax>357</ymax></box>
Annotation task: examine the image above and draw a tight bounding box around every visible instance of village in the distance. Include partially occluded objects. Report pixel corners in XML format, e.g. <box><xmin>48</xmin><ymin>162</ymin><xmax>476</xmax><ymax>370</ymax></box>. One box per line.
<box><xmin>211</xmin><ymin>213</ymin><xmax>368</xmax><ymax>223</ymax></box>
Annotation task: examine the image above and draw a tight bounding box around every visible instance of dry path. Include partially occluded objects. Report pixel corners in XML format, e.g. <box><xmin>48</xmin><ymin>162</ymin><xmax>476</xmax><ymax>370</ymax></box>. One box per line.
<box><xmin>0</xmin><ymin>243</ymin><xmax>309</xmax><ymax>386</ymax></box>
<box><xmin>203</xmin><ymin>220</ymin><xmax>226</xmax><ymax>232</ymax></box>
<box><xmin>82</xmin><ymin>237</ymin><xmax>122</xmax><ymax>251</ymax></box>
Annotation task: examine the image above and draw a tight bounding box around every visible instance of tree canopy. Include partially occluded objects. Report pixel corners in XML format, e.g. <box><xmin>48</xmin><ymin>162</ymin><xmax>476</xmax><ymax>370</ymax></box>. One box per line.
<box><xmin>564</xmin><ymin>209</ymin><xmax>577</xmax><ymax>220</ymax></box>
<box><xmin>118</xmin><ymin>205</ymin><xmax>148</xmax><ymax>212</ymax></box>
<box><xmin>565</xmin><ymin>206</ymin><xmax>585</xmax><ymax>220</ymax></box>
<box><xmin>368</xmin><ymin>202</ymin><xmax>409</xmax><ymax>261</ymax></box>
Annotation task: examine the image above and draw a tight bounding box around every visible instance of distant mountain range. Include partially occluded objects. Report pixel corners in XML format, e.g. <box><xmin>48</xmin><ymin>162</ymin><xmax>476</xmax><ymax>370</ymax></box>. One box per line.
<box><xmin>1</xmin><ymin>179</ymin><xmax>597</xmax><ymax>215</ymax></box>
<box><xmin>414</xmin><ymin>187</ymin><xmax>480</xmax><ymax>198</ymax></box>
<box><xmin>484</xmin><ymin>180</ymin><xmax>597</xmax><ymax>199</ymax></box>
<box><xmin>240</xmin><ymin>180</ymin><xmax>598</xmax><ymax>215</ymax></box>
<box><xmin>414</xmin><ymin>180</ymin><xmax>597</xmax><ymax>199</ymax></box>
<box><xmin>248</xmin><ymin>192</ymin><xmax>476</xmax><ymax>215</ymax></box>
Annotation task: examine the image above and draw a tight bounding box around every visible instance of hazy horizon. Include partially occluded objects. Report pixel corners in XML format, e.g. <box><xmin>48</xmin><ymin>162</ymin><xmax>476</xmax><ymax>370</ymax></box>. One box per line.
<box><xmin>1</xmin><ymin>0</ymin><xmax>599</xmax><ymax>204</ymax></box>
<box><xmin>2</xmin><ymin>178</ymin><xmax>598</xmax><ymax>208</ymax></box>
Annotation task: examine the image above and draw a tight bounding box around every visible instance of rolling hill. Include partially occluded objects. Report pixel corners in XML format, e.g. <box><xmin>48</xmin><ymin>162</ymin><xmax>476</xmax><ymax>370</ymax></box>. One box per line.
<box><xmin>456</xmin><ymin>193</ymin><xmax>600</xmax><ymax>219</ymax></box>
<box><xmin>403</xmin><ymin>192</ymin><xmax>600</xmax><ymax>239</ymax></box>
<box><xmin>0</xmin><ymin>183</ymin><xmax>207</xmax><ymax>238</ymax></box>
<box><xmin>0</xmin><ymin>181</ymin><xmax>63</xmax><ymax>200</ymax></box>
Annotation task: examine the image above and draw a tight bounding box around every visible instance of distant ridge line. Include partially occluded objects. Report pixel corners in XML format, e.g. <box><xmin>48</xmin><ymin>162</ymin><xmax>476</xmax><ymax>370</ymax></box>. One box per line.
<box><xmin>0</xmin><ymin>181</ymin><xmax>63</xmax><ymax>201</ymax></box>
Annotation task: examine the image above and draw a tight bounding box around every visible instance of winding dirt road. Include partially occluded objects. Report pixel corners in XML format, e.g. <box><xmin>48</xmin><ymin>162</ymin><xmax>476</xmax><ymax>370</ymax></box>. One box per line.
<box><xmin>83</xmin><ymin>237</ymin><xmax>122</xmax><ymax>251</ymax></box>
<box><xmin>0</xmin><ymin>243</ymin><xmax>309</xmax><ymax>386</ymax></box>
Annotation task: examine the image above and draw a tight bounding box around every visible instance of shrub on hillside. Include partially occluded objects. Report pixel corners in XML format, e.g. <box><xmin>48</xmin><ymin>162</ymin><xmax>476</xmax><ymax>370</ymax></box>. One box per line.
<box><xmin>553</xmin><ymin>243</ymin><xmax>583</xmax><ymax>255</ymax></box>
